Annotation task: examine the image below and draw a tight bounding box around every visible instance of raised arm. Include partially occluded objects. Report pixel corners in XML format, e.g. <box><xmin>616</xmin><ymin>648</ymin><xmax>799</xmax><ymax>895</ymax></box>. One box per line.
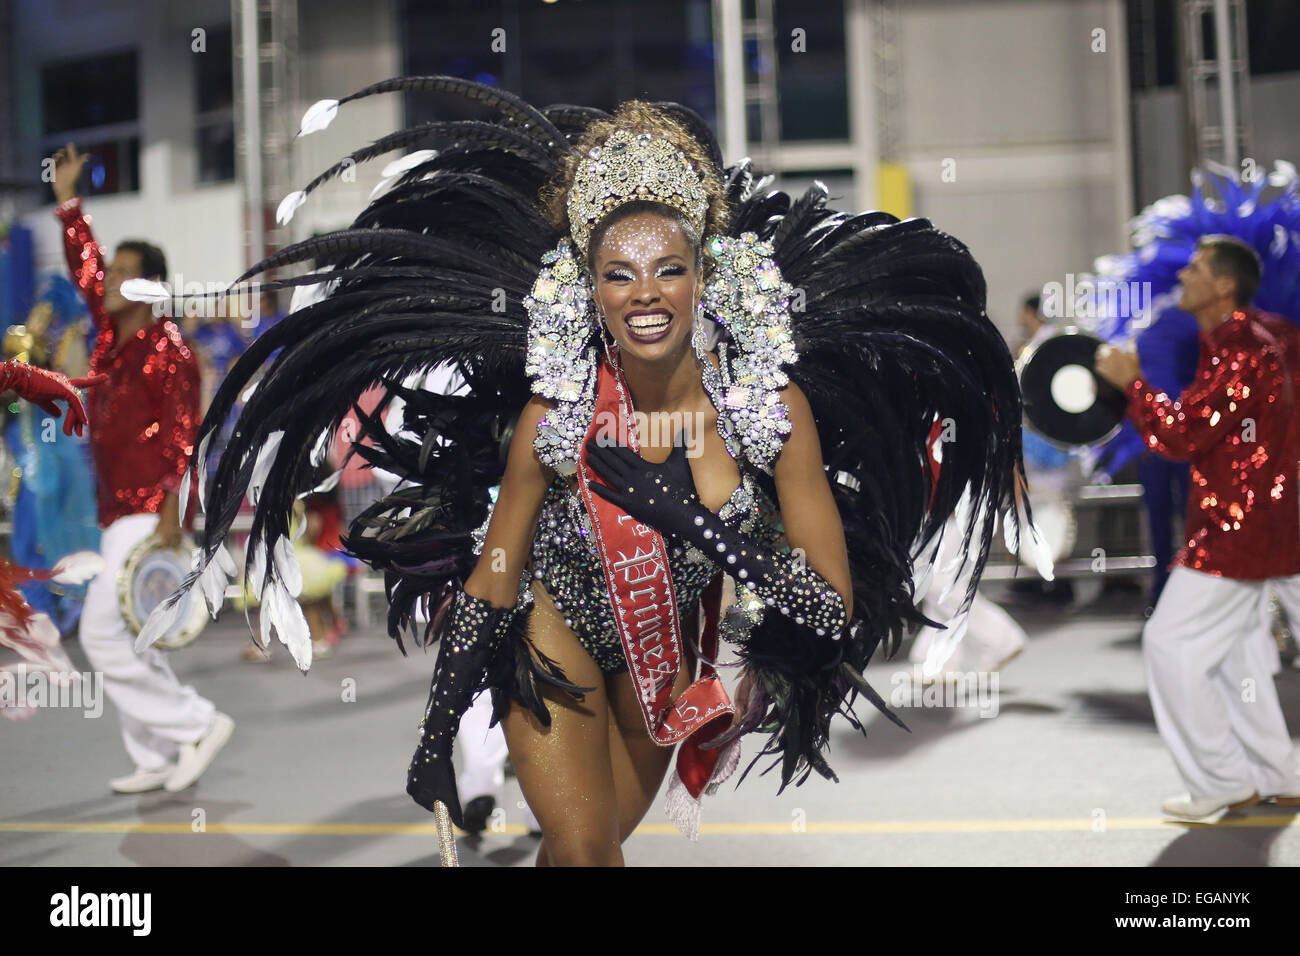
<box><xmin>50</xmin><ymin>144</ymin><xmax>111</xmax><ymax>336</ymax></box>
<box><xmin>462</xmin><ymin>394</ymin><xmax>556</xmax><ymax>609</ymax></box>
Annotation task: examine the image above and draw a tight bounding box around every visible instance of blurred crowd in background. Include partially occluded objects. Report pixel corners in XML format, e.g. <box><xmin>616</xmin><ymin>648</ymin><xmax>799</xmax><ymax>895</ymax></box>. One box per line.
<box><xmin>0</xmin><ymin>273</ymin><xmax>384</xmax><ymax>659</ymax></box>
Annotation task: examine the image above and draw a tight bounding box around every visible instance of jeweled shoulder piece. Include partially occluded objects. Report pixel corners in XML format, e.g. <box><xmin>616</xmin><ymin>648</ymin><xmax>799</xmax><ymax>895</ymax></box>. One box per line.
<box><xmin>567</xmin><ymin>129</ymin><xmax>710</xmax><ymax>256</ymax></box>
<box><xmin>524</xmin><ymin>238</ymin><xmax>598</xmax><ymax>475</ymax></box>
<box><xmin>701</xmin><ymin>232</ymin><xmax>799</xmax><ymax>473</ymax></box>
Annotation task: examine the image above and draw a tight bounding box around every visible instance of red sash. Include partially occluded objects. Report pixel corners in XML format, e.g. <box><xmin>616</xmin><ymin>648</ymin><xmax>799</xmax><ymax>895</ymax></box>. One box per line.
<box><xmin>577</xmin><ymin>351</ymin><xmax>734</xmax><ymax>797</ymax></box>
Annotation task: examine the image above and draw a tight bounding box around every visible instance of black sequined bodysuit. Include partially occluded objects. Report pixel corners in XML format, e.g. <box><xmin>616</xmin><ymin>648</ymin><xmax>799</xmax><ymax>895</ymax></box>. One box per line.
<box><xmin>471</xmin><ymin>348</ymin><xmax>789</xmax><ymax>674</ymax></box>
<box><xmin>528</xmin><ymin>469</ymin><xmax>760</xmax><ymax>672</ymax></box>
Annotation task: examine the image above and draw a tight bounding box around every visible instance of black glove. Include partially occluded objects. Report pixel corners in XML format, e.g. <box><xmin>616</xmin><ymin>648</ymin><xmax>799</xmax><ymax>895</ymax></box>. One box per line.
<box><xmin>584</xmin><ymin>429</ymin><xmax>704</xmax><ymax>538</ymax></box>
<box><xmin>407</xmin><ymin>589</ymin><xmax>515</xmax><ymax>828</ymax></box>
<box><xmin>585</xmin><ymin>432</ymin><xmax>848</xmax><ymax>638</ymax></box>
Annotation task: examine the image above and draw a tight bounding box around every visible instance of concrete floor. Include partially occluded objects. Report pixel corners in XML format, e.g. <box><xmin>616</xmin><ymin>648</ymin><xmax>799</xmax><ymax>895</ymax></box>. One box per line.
<box><xmin>4</xmin><ymin>584</ymin><xmax>1300</xmax><ymax>866</ymax></box>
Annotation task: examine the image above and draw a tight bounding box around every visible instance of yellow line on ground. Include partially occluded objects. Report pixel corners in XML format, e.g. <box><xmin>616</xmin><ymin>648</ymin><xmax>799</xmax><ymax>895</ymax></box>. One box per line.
<box><xmin>2</xmin><ymin>816</ymin><xmax>1298</xmax><ymax>837</ymax></box>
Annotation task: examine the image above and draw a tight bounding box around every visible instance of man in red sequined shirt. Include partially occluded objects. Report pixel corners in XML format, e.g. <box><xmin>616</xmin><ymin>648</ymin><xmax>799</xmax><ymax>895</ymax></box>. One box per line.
<box><xmin>52</xmin><ymin>144</ymin><xmax>232</xmax><ymax>795</ymax></box>
<box><xmin>1097</xmin><ymin>235</ymin><xmax>1300</xmax><ymax>821</ymax></box>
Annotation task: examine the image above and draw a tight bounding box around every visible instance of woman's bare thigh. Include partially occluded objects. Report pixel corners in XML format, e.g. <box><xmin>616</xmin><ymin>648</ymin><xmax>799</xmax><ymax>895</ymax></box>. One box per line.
<box><xmin>500</xmin><ymin>578</ymin><xmax>621</xmax><ymax>865</ymax></box>
<box><xmin>604</xmin><ymin>609</ymin><xmax>700</xmax><ymax>841</ymax></box>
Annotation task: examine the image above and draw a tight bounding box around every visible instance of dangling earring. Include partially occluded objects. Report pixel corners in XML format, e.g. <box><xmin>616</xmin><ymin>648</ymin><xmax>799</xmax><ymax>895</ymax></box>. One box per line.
<box><xmin>691</xmin><ymin>302</ymin><xmax>704</xmax><ymax>367</ymax></box>
<box><xmin>691</xmin><ymin>288</ymin><xmax>712</xmax><ymax>365</ymax></box>
<box><xmin>599</xmin><ymin>312</ymin><xmax>621</xmax><ymax>373</ymax></box>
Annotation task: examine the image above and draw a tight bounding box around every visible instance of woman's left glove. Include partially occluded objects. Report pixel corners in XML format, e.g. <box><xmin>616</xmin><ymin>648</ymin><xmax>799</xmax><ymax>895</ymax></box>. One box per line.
<box><xmin>585</xmin><ymin>432</ymin><xmax>848</xmax><ymax>637</ymax></box>
<box><xmin>407</xmin><ymin>589</ymin><xmax>515</xmax><ymax>828</ymax></box>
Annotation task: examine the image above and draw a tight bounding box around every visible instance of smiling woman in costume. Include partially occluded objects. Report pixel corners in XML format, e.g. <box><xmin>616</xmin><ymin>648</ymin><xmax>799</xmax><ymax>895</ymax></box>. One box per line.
<box><xmin>129</xmin><ymin>78</ymin><xmax>1025</xmax><ymax>866</ymax></box>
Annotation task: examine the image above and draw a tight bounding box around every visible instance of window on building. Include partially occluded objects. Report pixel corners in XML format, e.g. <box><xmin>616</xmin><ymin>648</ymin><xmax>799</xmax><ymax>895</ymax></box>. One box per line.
<box><xmin>1128</xmin><ymin>0</ymin><xmax>1300</xmax><ymax>91</ymax></box>
<box><xmin>1246</xmin><ymin>0</ymin><xmax>1300</xmax><ymax>75</ymax></box>
<box><xmin>772</xmin><ymin>0</ymin><xmax>849</xmax><ymax>142</ymax></box>
<box><xmin>398</xmin><ymin>0</ymin><xmax>854</xmax><ymax>200</ymax></box>
<box><xmin>1127</xmin><ymin>0</ymin><xmax>1178</xmax><ymax>91</ymax></box>
<box><xmin>400</xmin><ymin>0</ymin><xmax>718</xmax><ymax>131</ymax></box>
<box><xmin>195</xmin><ymin>25</ymin><xmax>236</xmax><ymax>183</ymax></box>
<box><xmin>40</xmin><ymin>50</ymin><xmax>140</xmax><ymax>196</ymax></box>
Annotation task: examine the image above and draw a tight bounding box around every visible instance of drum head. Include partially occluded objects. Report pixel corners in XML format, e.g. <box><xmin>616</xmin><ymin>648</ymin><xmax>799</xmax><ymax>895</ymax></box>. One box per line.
<box><xmin>118</xmin><ymin>536</ymin><xmax>208</xmax><ymax>650</ymax></box>
<box><xmin>1018</xmin><ymin>330</ymin><xmax>1127</xmax><ymax>447</ymax></box>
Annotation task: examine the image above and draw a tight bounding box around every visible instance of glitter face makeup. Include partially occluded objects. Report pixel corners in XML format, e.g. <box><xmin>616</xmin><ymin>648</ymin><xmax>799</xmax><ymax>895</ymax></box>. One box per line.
<box><xmin>593</xmin><ymin>211</ymin><xmax>699</xmax><ymax>359</ymax></box>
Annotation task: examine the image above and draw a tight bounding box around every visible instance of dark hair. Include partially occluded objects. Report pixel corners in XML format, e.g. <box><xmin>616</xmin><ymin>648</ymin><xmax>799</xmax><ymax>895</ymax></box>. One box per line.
<box><xmin>115</xmin><ymin>240</ymin><xmax>168</xmax><ymax>282</ymax></box>
<box><xmin>1022</xmin><ymin>293</ymin><xmax>1042</xmax><ymax>313</ymax></box>
<box><xmin>1197</xmin><ymin>234</ymin><xmax>1261</xmax><ymax>307</ymax></box>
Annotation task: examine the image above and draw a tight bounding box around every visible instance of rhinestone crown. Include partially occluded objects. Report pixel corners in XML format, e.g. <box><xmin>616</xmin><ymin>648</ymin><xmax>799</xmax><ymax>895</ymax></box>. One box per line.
<box><xmin>566</xmin><ymin>129</ymin><xmax>709</xmax><ymax>256</ymax></box>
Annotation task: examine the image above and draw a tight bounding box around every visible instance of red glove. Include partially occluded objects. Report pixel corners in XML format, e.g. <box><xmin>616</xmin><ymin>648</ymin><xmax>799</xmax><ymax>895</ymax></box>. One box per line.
<box><xmin>0</xmin><ymin>360</ymin><xmax>106</xmax><ymax>437</ymax></box>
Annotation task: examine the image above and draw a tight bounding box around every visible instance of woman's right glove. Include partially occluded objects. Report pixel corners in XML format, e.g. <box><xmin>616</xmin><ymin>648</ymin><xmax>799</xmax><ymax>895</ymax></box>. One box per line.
<box><xmin>407</xmin><ymin>589</ymin><xmax>516</xmax><ymax>828</ymax></box>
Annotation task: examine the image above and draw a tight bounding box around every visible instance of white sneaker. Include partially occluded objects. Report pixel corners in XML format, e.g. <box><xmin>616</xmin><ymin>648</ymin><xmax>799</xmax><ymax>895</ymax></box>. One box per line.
<box><xmin>1161</xmin><ymin>787</ymin><xmax>1259</xmax><ymax>822</ymax></box>
<box><xmin>908</xmin><ymin>627</ymin><xmax>935</xmax><ymax>665</ymax></box>
<box><xmin>165</xmin><ymin>713</ymin><xmax>235</xmax><ymax>792</ymax></box>
<box><xmin>964</xmin><ymin>632</ymin><xmax>1026</xmax><ymax>674</ymax></box>
<box><xmin>110</xmin><ymin>766</ymin><xmax>176</xmax><ymax>793</ymax></box>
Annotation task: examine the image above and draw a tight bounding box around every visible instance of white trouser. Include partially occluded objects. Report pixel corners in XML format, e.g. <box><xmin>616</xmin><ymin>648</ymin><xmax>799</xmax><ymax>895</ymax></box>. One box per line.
<box><xmin>911</xmin><ymin>514</ymin><xmax>1027</xmax><ymax>675</ymax></box>
<box><xmin>457</xmin><ymin>689</ymin><xmax>509</xmax><ymax>802</ymax></box>
<box><xmin>79</xmin><ymin>513</ymin><xmax>216</xmax><ymax>771</ymax></box>
<box><xmin>1264</xmin><ymin>579</ymin><xmax>1300</xmax><ymax>673</ymax></box>
<box><xmin>912</xmin><ymin>589</ymin><xmax>1028</xmax><ymax>675</ymax></box>
<box><xmin>1144</xmin><ymin>567</ymin><xmax>1300</xmax><ymax>800</ymax></box>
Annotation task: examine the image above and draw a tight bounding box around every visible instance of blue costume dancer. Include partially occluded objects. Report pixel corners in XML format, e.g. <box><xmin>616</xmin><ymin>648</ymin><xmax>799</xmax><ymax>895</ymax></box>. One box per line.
<box><xmin>2</xmin><ymin>279</ymin><xmax>101</xmax><ymax>631</ymax></box>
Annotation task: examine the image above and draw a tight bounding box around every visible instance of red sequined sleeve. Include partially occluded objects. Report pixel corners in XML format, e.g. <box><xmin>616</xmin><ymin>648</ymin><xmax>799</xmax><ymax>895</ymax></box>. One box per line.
<box><xmin>158</xmin><ymin>341</ymin><xmax>201</xmax><ymax>494</ymax></box>
<box><xmin>53</xmin><ymin>197</ymin><xmax>110</xmax><ymax>335</ymax></box>
<box><xmin>1126</xmin><ymin>344</ymin><xmax>1283</xmax><ymax>461</ymax></box>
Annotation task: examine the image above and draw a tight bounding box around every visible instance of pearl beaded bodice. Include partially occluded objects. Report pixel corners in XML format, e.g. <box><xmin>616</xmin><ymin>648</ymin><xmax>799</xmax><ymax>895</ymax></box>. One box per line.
<box><xmin>475</xmin><ymin>343</ymin><xmax>794</xmax><ymax>670</ymax></box>
<box><xmin>523</xmin><ymin>471</ymin><xmax>763</xmax><ymax>667</ymax></box>
<box><xmin>472</xmin><ymin>439</ymin><xmax>786</xmax><ymax>673</ymax></box>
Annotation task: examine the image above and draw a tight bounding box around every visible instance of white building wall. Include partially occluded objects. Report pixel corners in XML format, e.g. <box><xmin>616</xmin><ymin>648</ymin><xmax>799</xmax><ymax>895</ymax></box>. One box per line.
<box><xmin>290</xmin><ymin>0</ymin><xmax>402</xmax><ymax>240</ymax></box>
<box><xmin>894</xmin><ymin>0</ymin><xmax>1132</xmax><ymax>341</ymax></box>
<box><xmin>14</xmin><ymin>0</ymin><xmax>400</xmax><ymax>292</ymax></box>
<box><xmin>1247</xmin><ymin>73</ymin><xmax>1300</xmax><ymax>182</ymax></box>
